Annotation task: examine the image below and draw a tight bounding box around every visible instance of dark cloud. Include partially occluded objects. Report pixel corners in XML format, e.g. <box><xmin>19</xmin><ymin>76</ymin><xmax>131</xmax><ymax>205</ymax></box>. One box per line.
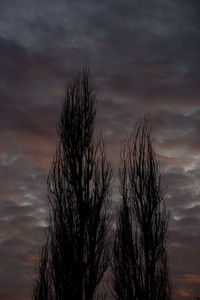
<box><xmin>0</xmin><ymin>153</ymin><xmax>48</xmax><ymax>299</ymax></box>
<box><xmin>0</xmin><ymin>0</ymin><xmax>200</xmax><ymax>299</ymax></box>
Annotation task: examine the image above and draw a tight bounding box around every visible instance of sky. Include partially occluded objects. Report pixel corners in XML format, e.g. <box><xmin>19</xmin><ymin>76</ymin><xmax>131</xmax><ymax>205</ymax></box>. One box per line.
<box><xmin>0</xmin><ymin>0</ymin><xmax>200</xmax><ymax>299</ymax></box>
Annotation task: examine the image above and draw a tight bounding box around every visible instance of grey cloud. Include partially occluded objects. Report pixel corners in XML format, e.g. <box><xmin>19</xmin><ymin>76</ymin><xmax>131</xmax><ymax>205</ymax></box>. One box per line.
<box><xmin>0</xmin><ymin>154</ymin><xmax>48</xmax><ymax>300</ymax></box>
<box><xmin>0</xmin><ymin>0</ymin><xmax>200</xmax><ymax>299</ymax></box>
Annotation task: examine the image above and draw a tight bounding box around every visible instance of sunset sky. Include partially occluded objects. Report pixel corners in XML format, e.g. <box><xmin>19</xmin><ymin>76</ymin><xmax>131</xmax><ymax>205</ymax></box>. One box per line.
<box><xmin>0</xmin><ymin>0</ymin><xmax>200</xmax><ymax>299</ymax></box>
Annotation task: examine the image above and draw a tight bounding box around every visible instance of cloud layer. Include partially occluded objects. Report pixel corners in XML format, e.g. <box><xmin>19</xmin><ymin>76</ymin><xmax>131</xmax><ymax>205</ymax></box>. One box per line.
<box><xmin>0</xmin><ymin>0</ymin><xmax>200</xmax><ymax>299</ymax></box>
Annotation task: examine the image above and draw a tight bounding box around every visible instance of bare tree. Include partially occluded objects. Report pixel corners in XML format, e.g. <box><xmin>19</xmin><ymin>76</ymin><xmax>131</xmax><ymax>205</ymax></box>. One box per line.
<box><xmin>113</xmin><ymin>118</ymin><xmax>171</xmax><ymax>300</ymax></box>
<box><xmin>33</xmin><ymin>238</ymin><xmax>51</xmax><ymax>300</ymax></box>
<box><xmin>33</xmin><ymin>68</ymin><xmax>113</xmax><ymax>300</ymax></box>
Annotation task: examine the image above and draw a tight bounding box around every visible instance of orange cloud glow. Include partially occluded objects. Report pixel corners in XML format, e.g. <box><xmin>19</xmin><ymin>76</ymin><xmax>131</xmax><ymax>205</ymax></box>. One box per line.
<box><xmin>181</xmin><ymin>273</ymin><xmax>200</xmax><ymax>284</ymax></box>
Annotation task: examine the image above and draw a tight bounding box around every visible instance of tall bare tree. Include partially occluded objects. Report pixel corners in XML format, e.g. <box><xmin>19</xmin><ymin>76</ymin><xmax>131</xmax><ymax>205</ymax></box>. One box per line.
<box><xmin>113</xmin><ymin>118</ymin><xmax>171</xmax><ymax>300</ymax></box>
<box><xmin>33</xmin><ymin>68</ymin><xmax>113</xmax><ymax>300</ymax></box>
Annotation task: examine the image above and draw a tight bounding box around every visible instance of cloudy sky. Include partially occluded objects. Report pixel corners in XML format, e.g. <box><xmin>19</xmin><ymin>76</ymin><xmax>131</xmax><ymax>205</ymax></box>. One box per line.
<box><xmin>0</xmin><ymin>0</ymin><xmax>200</xmax><ymax>299</ymax></box>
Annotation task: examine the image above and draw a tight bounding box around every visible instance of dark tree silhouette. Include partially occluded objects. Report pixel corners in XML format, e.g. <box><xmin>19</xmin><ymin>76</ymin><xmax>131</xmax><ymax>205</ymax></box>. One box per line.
<box><xmin>113</xmin><ymin>118</ymin><xmax>171</xmax><ymax>300</ymax></box>
<box><xmin>33</xmin><ymin>68</ymin><xmax>113</xmax><ymax>300</ymax></box>
<box><xmin>33</xmin><ymin>237</ymin><xmax>51</xmax><ymax>300</ymax></box>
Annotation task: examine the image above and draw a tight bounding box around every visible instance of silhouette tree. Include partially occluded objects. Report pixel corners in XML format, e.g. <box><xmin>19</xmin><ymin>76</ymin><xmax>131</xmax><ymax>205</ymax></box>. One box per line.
<box><xmin>33</xmin><ymin>68</ymin><xmax>113</xmax><ymax>300</ymax></box>
<box><xmin>113</xmin><ymin>118</ymin><xmax>171</xmax><ymax>300</ymax></box>
<box><xmin>33</xmin><ymin>237</ymin><xmax>51</xmax><ymax>300</ymax></box>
